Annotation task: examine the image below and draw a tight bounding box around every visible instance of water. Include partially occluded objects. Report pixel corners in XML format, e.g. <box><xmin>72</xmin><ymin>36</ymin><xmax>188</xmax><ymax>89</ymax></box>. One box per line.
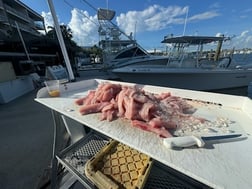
<box><xmin>232</xmin><ymin>53</ymin><xmax>252</xmax><ymax>66</ymax></box>
<box><xmin>220</xmin><ymin>53</ymin><xmax>252</xmax><ymax>96</ymax></box>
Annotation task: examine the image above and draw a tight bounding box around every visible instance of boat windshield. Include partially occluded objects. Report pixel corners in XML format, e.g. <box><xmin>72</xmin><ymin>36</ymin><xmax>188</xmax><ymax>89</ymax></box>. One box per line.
<box><xmin>114</xmin><ymin>46</ymin><xmax>147</xmax><ymax>59</ymax></box>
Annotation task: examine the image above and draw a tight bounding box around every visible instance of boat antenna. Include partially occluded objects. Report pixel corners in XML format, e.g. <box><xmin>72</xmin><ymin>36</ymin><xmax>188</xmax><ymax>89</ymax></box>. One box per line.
<box><xmin>106</xmin><ymin>0</ymin><xmax>109</xmax><ymax>10</ymax></box>
<box><xmin>134</xmin><ymin>21</ymin><xmax>137</xmax><ymax>40</ymax></box>
<box><xmin>183</xmin><ymin>6</ymin><xmax>189</xmax><ymax>36</ymax></box>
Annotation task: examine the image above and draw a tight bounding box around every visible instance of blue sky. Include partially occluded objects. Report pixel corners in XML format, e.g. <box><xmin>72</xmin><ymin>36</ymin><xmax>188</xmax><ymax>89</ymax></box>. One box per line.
<box><xmin>21</xmin><ymin>0</ymin><xmax>252</xmax><ymax>51</ymax></box>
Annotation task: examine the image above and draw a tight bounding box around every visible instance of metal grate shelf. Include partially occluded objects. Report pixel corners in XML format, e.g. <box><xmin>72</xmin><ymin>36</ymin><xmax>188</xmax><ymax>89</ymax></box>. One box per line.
<box><xmin>57</xmin><ymin>131</ymin><xmax>211</xmax><ymax>189</ymax></box>
<box><xmin>144</xmin><ymin>161</ymin><xmax>211</xmax><ymax>189</ymax></box>
<box><xmin>57</xmin><ymin>131</ymin><xmax>109</xmax><ymax>189</ymax></box>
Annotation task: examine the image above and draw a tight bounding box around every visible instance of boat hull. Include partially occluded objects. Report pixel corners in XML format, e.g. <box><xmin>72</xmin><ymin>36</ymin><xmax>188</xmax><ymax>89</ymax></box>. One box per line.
<box><xmin>112</xmin><ymin>67</ymin><xmax>252</xmax><ymax>91</ymax></box>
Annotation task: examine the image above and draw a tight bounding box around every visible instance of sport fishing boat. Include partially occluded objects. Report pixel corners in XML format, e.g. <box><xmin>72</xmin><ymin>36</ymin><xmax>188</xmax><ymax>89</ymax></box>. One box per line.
<box><xmin>97</xmin><ymin>8</ymin><xmax>169</xmax><ymax>69</ymax></box>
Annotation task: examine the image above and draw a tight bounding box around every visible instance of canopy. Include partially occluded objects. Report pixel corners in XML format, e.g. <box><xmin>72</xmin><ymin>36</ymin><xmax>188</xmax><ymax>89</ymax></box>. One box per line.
<box><xmin>161</xmin><ymin>35</ymin><xmax>226</xmax><ymax>45</ymax></box>
<box><xmin>97</xmin><ymin>8</ymin><xmax>115</xmax><ymax>20</ymax></box>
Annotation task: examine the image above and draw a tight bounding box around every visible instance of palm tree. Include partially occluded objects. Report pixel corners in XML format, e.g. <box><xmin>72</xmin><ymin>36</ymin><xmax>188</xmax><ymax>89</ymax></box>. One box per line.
<box><xmin>45</xmin><ymin>24</ymin><xmax>81</xmax><ymax>76</ymax></box>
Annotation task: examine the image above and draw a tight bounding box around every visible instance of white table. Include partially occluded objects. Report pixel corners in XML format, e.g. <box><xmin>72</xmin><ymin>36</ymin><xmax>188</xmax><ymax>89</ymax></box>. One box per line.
<box><xmin>35</xmin><ymin>79</ymin><xmax>252</xmax><ymax>189</ymax></box>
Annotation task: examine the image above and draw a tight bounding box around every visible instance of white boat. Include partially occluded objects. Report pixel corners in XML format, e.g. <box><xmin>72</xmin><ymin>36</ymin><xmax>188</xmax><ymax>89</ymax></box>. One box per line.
<box><xmin>112</xmin><ymin>65</ymin><xmax>252</xmax><ymax>90</ymax></box>
<box><xmin>111</xmin><ymin>35</ymin><xmax>252</xmax><ymax>91</ymax></box>
<box><xmin>97</xmin><ymin>8</ymin><xmax>169</xmax><ymax>69</ymax></box>
<box><xmin>95</xmin><ymin>9</ymin><xmax>252</xmax><ymax>91</ymax></box>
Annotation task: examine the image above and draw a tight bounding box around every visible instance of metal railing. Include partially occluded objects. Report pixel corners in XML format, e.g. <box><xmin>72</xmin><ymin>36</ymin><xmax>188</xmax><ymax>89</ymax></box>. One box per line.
<box><xmin>4</xmin><ymin>4</ymin><xmax>29</xmax><ymax>22</ymax></box>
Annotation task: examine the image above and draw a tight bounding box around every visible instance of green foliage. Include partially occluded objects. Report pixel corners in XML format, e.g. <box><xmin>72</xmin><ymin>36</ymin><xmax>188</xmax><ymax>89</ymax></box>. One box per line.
<box><xmin>44</xmin><ymin>24</ymin><xmax>103</xmax><ymax>65</ymax></box>
<box><xmin>88</xmin><ymin>45</ymin><xmax>103</xmax><ymax>56</ymax></box>
<box><xmin>46</xmin><ymin>24</ymin><xmax>77</xmax><ymax>47</ymax></box>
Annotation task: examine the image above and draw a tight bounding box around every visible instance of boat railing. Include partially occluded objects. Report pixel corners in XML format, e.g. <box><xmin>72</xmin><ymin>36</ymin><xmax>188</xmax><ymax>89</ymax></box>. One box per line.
<box><xmin>166</xmin><ymin>51</ymin><xmax>192</xmax><ymax>67</ymax></box>
<box><xmin>216</xmin><ymin>57</ymin><xmax>232</xmax><ymax>68</ymax></box>
<box><xmin>198</xmin><ymin>56</ymin><xmax>232</xmax><ymax>68</ymax></box>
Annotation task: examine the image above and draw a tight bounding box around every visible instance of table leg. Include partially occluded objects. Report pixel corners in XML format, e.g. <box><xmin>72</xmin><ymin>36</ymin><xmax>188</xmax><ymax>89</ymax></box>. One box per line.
<box><xmin>50</xmin><ymin>110</ymin><xmax>62</xmax><ymax>189</ymax></box>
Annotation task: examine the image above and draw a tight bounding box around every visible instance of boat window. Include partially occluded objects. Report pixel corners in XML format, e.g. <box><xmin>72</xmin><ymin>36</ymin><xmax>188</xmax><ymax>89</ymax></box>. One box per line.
<box><xmin>114</xmin><ymin>47</ymin><xmax>147</xmax><ymax>59</ymax></box>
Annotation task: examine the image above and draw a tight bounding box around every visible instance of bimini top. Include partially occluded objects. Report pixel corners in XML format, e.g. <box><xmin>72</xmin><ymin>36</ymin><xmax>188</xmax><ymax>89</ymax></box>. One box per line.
<box><xmin>161</xmin><ymin>35</ymin><xmax>227</xmax><ymax>45</ymax></box>
<box><xmin>97</xmin><ymin>8</ymin><xmax>115</xmax><ymax>20</ymax></box>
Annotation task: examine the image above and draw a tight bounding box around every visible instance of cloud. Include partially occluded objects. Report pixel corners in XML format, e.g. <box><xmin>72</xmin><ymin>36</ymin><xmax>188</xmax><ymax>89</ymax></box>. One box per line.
<box><xmin>188</xmin><ymin>11</ymin><xmax>220</xmax><ymax>22</ymax></box>
<box><xmin>217</xmin><ymin>30</ymin><xmax>252</xmax><ymax>49</ymax></box>
<box><xmin>241</xmin><ymin>30</ymin><xmax>249</xmax><ymax>37</ymax></box>
<box><xmin>68</xmin><ymin>8</ymin><xmax>99</xmax><ymax>46</ymax></box>
<box><xmin>41</xmin><ymin>5</ymin><xmax>252</xmax><ymax>50</ymax></box>
<box><xmin>41</xmin><ymin>11</ymin><xmax>65</xmax><ymax>31</ymax></box>
<box><xmin>42</xmin><ymin>5</ymin><xmax>220</xmax><ymax>47</ymax></box>
<box><xmin>230</xmin><ymin>30</ymin><xmax>252</xmax><ymax>48</ymax></box>
<box><xmin>41</xmin><ymin>11</ymin><xmax>54</xmax><ymax>31</ymax></box>
<box><xmin>116</xmin><ymin>5</ymin><xmax>188</xmax><ymax>34</ymax></box>
<box><xmin>116</xmin><ymin>5</ymin><xmax>220</xmax><ymax>36</ymax></box>
<box><xmin>209</xmin><ymin>2</ymin><xmax>221</xmax><ymax>9</ymax></box>
<box><xmin>41</xmin><ymin>9</ymin><xmax>99</xmax><ymax>46</ymax></box>
<box><xmin>239</xmin><ymin>8</ymin><xmax>252</xmax><ymax>19</ymax></box>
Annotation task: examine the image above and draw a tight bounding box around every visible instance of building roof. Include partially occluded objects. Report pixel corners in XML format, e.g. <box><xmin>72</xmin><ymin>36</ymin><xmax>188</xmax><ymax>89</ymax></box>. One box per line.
<box><xmin>12</xmin><ymin>0</ymin><xmax>43</xmax><ymax>20</ymax></box>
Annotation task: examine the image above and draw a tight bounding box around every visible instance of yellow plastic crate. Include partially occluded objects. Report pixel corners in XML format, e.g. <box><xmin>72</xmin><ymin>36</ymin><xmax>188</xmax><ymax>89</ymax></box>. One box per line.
<box><xmin>85</xmin><ymin>140</ymin><xmax>153</xmax><ymax>189</ymax></box>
